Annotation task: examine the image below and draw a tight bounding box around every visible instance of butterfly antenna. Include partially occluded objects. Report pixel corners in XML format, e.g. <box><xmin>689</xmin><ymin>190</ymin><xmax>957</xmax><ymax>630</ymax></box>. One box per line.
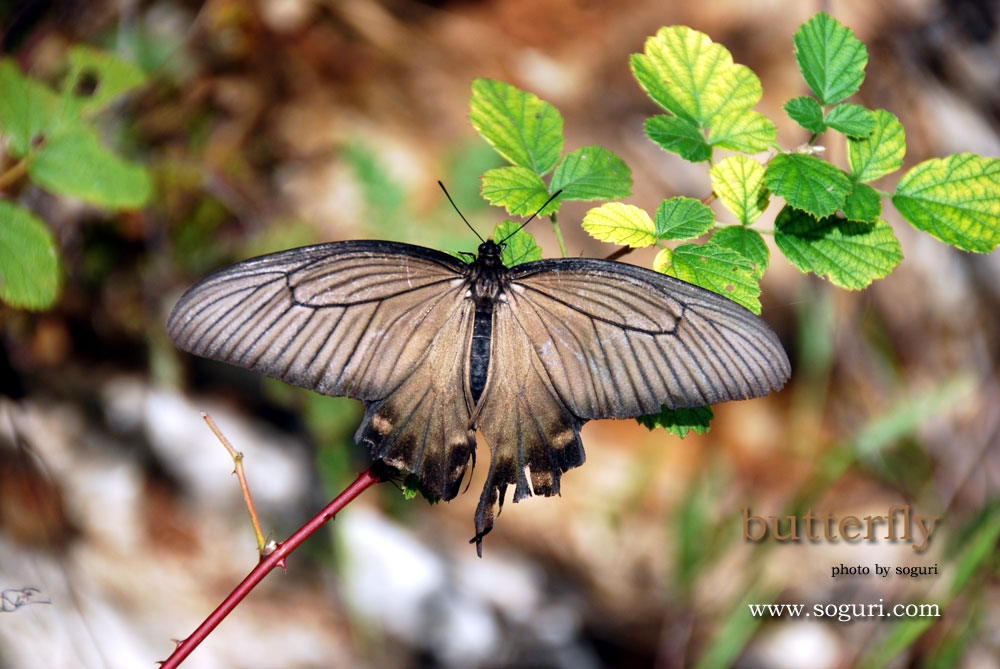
<box><xmin>500</xmin><ymin>189</ymin><xmax>563</xmax><ymax>243</ymax></box>
<box><xmin>439</xmin><ymin>181</ymin><xmax>484</xmax><ymax>243</ymax></box>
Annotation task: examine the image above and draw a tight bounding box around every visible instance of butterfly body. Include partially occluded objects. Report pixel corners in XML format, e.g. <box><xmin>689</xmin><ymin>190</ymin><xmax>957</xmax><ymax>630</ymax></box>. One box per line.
<box><xmin>466</xmin><ymin>240</ymin><xmax>507</xmax><ymax>404</ymax></box>
<box><xmin>168</xmin><ymin>239</ymin><xmax>790</xmax><ymax>553</ymax></box>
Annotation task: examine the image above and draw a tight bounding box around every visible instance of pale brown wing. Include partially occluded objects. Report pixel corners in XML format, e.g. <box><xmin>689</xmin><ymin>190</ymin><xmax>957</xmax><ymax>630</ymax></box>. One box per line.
<box><xmin>471</xmin><ymin>297</ymin><xmax>586</xmax><ymax>552</ymax></box>
<box><xmin>470</xmin><ymin>257</ymin><xmax>789</xmax><ymax>549</ymax></box>
<box><xmin>167</xmin><ymin>241</ymin><xmax>477</xmax><ymax>498</ymax></box>
<box><xmin>506</xmin><ymin>257</ymin><xmax>790</xmax><ymax>417</ymax></box>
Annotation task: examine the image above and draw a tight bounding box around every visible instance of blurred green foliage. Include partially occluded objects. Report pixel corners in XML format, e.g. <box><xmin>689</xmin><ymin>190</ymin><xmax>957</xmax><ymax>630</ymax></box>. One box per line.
<box><xmin>0</xmin><ymin>47</ymin><xmax>150</xmax><ymax>310</ymax></box>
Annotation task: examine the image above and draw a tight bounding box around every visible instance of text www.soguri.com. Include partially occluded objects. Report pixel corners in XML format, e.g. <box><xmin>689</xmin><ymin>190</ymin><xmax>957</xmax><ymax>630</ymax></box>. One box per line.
<box><xmin>748</xmin><ymin>600</ymin><xmax>940</xmax><ymax>622</ymax></box>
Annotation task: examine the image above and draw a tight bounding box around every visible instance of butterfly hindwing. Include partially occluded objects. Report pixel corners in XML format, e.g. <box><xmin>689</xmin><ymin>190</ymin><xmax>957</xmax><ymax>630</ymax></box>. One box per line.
<box><xmin>473</xmin><ymin>297</ymin><xmax>586</xmax><ymax>550</ymax></box>
<box><xmin>355</xmin><ymin>298</ymin><xmax>477</xmax><ymax>500</ymax></box>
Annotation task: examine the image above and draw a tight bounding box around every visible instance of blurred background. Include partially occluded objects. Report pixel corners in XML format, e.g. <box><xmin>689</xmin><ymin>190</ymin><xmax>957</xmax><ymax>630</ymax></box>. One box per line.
<box><xmin>1</xmin><ymin>0</ymin><xmax>998</xmax><ymax>667</ymax></box>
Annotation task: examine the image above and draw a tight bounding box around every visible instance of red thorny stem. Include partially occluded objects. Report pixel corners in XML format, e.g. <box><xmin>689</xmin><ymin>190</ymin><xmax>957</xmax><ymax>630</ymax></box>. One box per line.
<box><xmin>158</xmin><ymin>465</ymin><xmax>387</xmax><ymax>668</ymax></box>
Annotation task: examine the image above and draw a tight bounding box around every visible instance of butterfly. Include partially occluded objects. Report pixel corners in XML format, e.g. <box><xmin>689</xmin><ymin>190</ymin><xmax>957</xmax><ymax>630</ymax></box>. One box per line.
<box><xmin>167</xmin><ymin>232</ymin><xmax>789</xmax><ymax>554</ymax></box>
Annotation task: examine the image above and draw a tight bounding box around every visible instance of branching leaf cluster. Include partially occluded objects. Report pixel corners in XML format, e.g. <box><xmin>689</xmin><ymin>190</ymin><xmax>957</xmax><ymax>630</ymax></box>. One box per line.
<box><xmin>470</xmin><ymin>12</ymin><xmax>999</xmax><ymax>437</ymax></box>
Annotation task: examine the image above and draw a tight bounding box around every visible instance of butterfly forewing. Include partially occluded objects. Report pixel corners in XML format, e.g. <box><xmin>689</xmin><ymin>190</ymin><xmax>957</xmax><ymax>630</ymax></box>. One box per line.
<box><xmin>505</xmin><ymin>258</ymin><xmax>790</xmax><ymax>418</ymax></box>
<box><xmin>168</xmin><ymin>242</ymin><xmax>470</xmax><ymax>400</ymax></box>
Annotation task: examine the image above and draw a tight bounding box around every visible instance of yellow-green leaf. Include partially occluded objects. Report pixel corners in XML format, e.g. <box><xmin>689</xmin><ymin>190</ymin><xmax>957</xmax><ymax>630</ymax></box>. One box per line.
<box><xmin>631</xmin><ymin>26</ymin><xmax>770</xmax><ymax>155</ymax></box>
<box><xmin>0</xmin><ymin>202</ymin><xmax>61</xmax><ymax>310</ymax></box>
<box><xmin>631</xmin><ymin>26</ymin><xmax>763</xmax><ymax>126</ymax></box>
<box><xmin>654</xmin><ymin>242</ymin><xmax>761</xmax><ymax>313</ymax></box>
<box><xmin>892</xmin><ymin>153</ymin><xmax>1000</xmax><ymax>253</ymax></box>
<box><xmin>480</xmin><ymin>166</ymin><xmax>552</xmax><ymax>216</ymax></box>
<box><xmin>710</xmin><ymin>155</ymin><xmax>769</xmax><ymax>225</ymax></box>
<box><xmin>775</xmin><ymin>206</ymin><xmax>902</xmax><ymax>289</ymax></box>
<box><xmin>582</xmin><ymin>202</ymin><xmax>656</xmax><ymax>247</ymax></box>
<box><xmin>469</xmin><ymin>78</ymin><xmax>564</xmax><ymax>175</ymax></box>
<box><xmin>848</xmin><ymin>109</ymin><xmax>905</xmax><ymax>182</ymax></box>
<box><xmin>707</xmin><ymin>110</ymin><xmax>776</xmax><ymax>154</ymax></box>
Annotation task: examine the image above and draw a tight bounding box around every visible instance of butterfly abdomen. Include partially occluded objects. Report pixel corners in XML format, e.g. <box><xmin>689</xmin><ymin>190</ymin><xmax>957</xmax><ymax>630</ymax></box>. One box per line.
<box><xmin>469</xmin><ymin>305</ymin><xmax>492</xmax><ymax>405</ymax></box>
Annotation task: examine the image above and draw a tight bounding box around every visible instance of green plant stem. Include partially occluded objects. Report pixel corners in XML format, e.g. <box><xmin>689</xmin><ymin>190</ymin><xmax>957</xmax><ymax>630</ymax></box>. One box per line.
<box><xmin>550</xmin><ymin>213</ymin><xmax>569</xmax><ymax>257</ymax></box>
<box><xmin>0</xmin><ymin>158</ymin><xmax>28</xmax><ymax>191</ymax></box>
<box><xmin>158</xmin><ymin>464</ymin><xmax>389</xmax><ymax>668</ymax></box>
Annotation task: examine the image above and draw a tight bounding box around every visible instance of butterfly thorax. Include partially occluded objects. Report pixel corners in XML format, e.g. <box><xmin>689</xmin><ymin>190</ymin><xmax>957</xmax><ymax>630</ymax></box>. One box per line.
<box><xmin>466</xmin><ymin>240</ymin><xmax>509</xmax><ymax>309</ymax></box>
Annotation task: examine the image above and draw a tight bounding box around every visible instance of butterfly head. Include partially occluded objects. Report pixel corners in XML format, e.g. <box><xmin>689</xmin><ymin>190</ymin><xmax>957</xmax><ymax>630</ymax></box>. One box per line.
<box><xmin>478</xmin><ymin>239</ymin><xmax>505</xmax><ymax>260</ymax></box>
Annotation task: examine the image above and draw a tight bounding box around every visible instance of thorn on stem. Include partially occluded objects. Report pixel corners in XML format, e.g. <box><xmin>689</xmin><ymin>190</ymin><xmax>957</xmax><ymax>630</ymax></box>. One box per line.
<box><xmin>262</xmin><ymin>539</ymin><xmax>278</xmax><ymax>557</ymax></box>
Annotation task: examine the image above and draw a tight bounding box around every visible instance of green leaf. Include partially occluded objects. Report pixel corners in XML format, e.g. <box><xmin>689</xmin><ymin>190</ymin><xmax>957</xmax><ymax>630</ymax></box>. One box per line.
<box><xmin>843</xmin><ymin>182</ymin><xmax>881</xmax><ymax>222</ymax></box>
<box><xmin>493</xmin><ymin>220</ymin><xmax>542</xmax><ymax>267</ymax></box>
<box><xmin>632</xmin><ymin>26</ymin><xmax>772</xmax><ymax>155</ymax></box>
<box><xmin>0</xmin><ymin>59</ymin><xmax>67</xmax><ymax>156</ymax></box>
<box><xmin>29</xmin><ymin>125</ymin><xmax>152</xmax><ymax>209</ymax></box>
<box><xmin>637</xmin><ymin>405</ymin><xmax>714</xmax><ymax>438</ymax></box>
<box><xmin>712</xmin><ymin>226</ymin><xmax>769</xmax><ymax>278</ymax></box>
<box><xmin>765</xmin><ymin>153</ymin><xmax>852</xmax><ymax>218</ymax></box>
<box><xmin>654</xmin><ymin>197</ymin><xmax>714</xmax><ymax>240</ymax></box>
<box><xmin>710</xmin><ymin>155</ymin><xmax>769</xmax><ymax>225</ymax></box>
<box><xmin>654</xmin><ymin>242</ymin><xmax>761</xmax><ymax>313</ymax></box>
<box><xmin>706</xmin><ymin>110</ymin><xmax>776</xmax><ymax>154</ymax></box>
<box><xmin>775</xmin><ymin>206</ymin><xmax>902</xmax><ymax>289</ymax></box>
<box><xmin>892</xmin><ymin>153</ymin><xmax>1000</xmax><ymax>253</ymax></box>
<box><xmin>469</xmin><ymin>78</ymin><xmax>564</xmax><ymax>175</ymax></box>
<box><xmin>550</xmin><ymin>146</ymin><xmax>632</xmax><ymax>201</ymax></box>
<box><xmin>823</xmin><ymin>103</ymin><xmax>876</xmax><ymax>138</ymax></box>
<box><xmin>582</xmin><ymin>202</ymin><xmax>656</xmax><ymax>247</ymax></box>
<box><xmin>784</xmin><ymin>96</ymin><xmax>825</xmax><ymax>133</ymax></box>
<box><xmin>0</xmin><ymin>202</ymin><xmax>61</xmax><ymax>310</ymax></box>
<box><xmin>401</xmin><ymin>472</ymin><xmax>440</xmax><ymax>504</ymax></box>
<box><xmin>848</xmin><ymin>109</ymin><xmax>905</xmax><ymax>182</ymax></box>
<box><xmin>793</xmin><ymin>12</ymin><xmax>868</xmax><ymax>105</ymax></box>
<box><xmin>644</xmin><ymin>115</ymin><xmax>711</xmax><ymax>163</ymax></box>
<box><xmin>631</xmin><ymin>26</ymin><xmax>764</xmax><ymax>127</ymax></box>
<box><xmin>65</xmin><ymin>45</ymin><xmax>147</xmax><ymax>114</ymax></box>
<box><xmin>480</xmin><ymin>166</ymin><xmax>552</xmax><ymax>216</ymax></box>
